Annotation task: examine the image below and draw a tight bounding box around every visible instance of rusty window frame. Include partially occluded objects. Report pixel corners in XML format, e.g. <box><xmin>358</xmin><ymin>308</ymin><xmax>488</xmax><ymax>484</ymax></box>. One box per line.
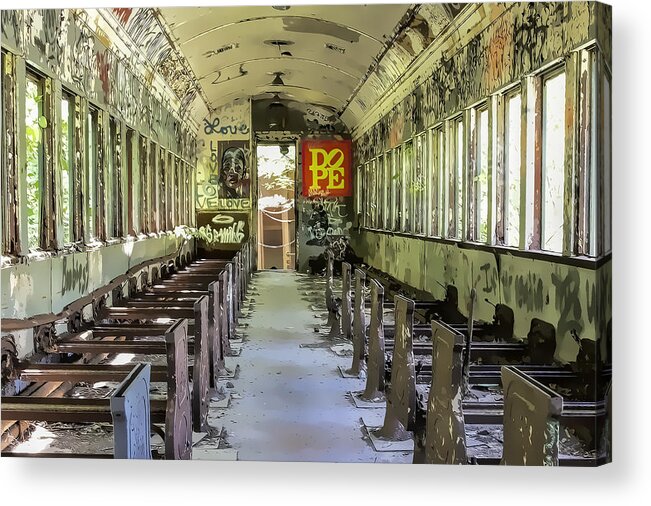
<box><xmin>369</xmin><ymin>158</ymin><xmax>378</xmax><ymax>228</ymax></box>
<box><xmin>108</xmin><ymin>116</ymin><xmax>123</xmax><ymax>238</ymax></box>
<box><xmin>601</xmin><ymin>67</ymin><xmax>611</xmax><ymax>255</ymax></box>
<box><xmin>355</xmin><ymin>164</ymin><xmax>363</xmax><ymax>226</ymax></box>
<box><xmin>540</xmin><ymin>66</ymin><xmax>567</xmax><ymax>253</ymax></box>
<box><xmin>377</xmin><ymin>154</ymin><xmax>385</xmax><ymax>229</ymax></box>
<box><xmin>471</xmin><ymin>102</ymin><xmax>490</xmax><ymax>244</ymax></box>
<box><xmin>24</xmin><ymin>68</ymin><xmax>47</xmax><ymax>251</ymax></box>
<box><xmin>1</xmin><ymin>51</ymin><xmax>19</xmax><ymax>256</ymax></box>
<box><xmin>383</xmin><ymin>150</ymin><xmax>391</xmax><ymax>231</ymax></box>
<box><xmin>139</xmin><ymin>134</ymin><xmax>148</xmax><ymax>234</ymax></box>
<box><xmin>167</xmin><ymin>151</ymin><xmax>174</xmax><ymax>230</ymax></box>
<box><xmin>446</xmin><ymin>114</ymin><xmax>464</xmax><ymax>239</ymax></box>
<box><xmin>59</xmin><ymin>89</ymin><xmax>76</xmax><ymax>246</ymax></box>
<box><xmin>499</xmin><ymin>86</ymin><xmax>523</xmax><ymax>248</ymax></box>
<box><xmin>173</xmin><ymin>155</ymin><xmax>180</xmax><ymax>228</ymax></box>
<box><xmin>149</xmin><ymin>140</ymin><xmax>158</xmax><ymax>232</ymax></box>
<box><xmin>159</xmin><ymin>146</ymin><xmax>167</xmax><ymax>232</ymax></box>
<box><xmin>428</xmin><ymin>124</ymin><xmax>444</xmax><ymax>238</ymax></box>
<box><xmin>413</xmin><ymin>133</ymin><xmax>426</xmax><ymax>236</ymax></box>
<box><xmin>85</xmin><ymin>104</ymin><xmax>100</xmax><ymax>243</ymax></box>
<box><xmin>392</xmin><ymin>145</ymin><xmax>401</xmax><ymax>231</ymax></box>
<box><xmin>401</xmin><ymin>140</ymin><xmax>413</xmax><ymax>233</ymax></box>
<box><xmin>125</xmin><ymin>128</ymin><xmax>136</xmax><ymax>236</ymax></box>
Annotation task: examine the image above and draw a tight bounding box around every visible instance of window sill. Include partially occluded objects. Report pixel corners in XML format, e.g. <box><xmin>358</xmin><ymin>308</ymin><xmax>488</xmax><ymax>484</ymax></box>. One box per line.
<box><xmin>359</xmin><ymin>227</ymin><xmax>611</xmax><ymax>269</ymax></box>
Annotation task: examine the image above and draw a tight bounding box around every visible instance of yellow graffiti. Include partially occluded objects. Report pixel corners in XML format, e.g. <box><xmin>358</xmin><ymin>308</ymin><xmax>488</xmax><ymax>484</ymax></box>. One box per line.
<box><xmin>308</xmin><ymin>148</ymin><xmax>345</xmax><ymax>190</ymax></box>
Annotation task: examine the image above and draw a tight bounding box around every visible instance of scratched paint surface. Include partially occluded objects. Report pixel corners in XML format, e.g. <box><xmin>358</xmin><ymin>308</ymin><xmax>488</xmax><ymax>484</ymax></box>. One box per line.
<box><xmin>0</xmin><ymin>8</ymin><xmax>197</xmax><ymax>153</ymax></box>
<box><xmin>351</xmin><ymin>2</ymin><xmax>606</xmax><ymax>159</ymax></box>
<box><xmin>354</xmin><ymin>230</ymin><xmax>611</xmax><ymax>364</ymax></box>
<box><xmin>1</xmin><ymin>235</ymin><xmax>189</xmax><ymax>319</ymax></box>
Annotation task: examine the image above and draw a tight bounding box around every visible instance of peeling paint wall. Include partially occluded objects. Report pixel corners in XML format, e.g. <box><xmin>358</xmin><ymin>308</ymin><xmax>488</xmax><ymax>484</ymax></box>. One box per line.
<box><xmin>352</xmin><ymin>2</ymin><xmax>606</xmax><ymax>154</ymax></box>
<box><xmin>353</xmin><ymin>231</ymin><xmax>610</xmax><ymax>364</ymax></box>
<box><xmin>1</xmin><ymin>235</ymin><xmax>192</xmax><ymax>358</ymax></box>
<box><xmin>1</xmin><ymin>9</ymin><xmax>197</xmax><ymax>154</ymax></box>
<box><xmin>1</xmin><ymin>9</ymin><xmax>198</xmax><ymax>359</ymax></box>
<box><xmin>350</xmin><ymin>1</ymin><xmax>612</xmax><ymax>364</ymax></box>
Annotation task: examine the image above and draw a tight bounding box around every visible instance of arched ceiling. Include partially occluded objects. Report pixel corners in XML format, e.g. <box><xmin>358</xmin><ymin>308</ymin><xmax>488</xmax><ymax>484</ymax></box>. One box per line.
<box><xmin>155</xmin><ymin>3</ymin><xmax>461</xmax><ymax>128</ymax></box>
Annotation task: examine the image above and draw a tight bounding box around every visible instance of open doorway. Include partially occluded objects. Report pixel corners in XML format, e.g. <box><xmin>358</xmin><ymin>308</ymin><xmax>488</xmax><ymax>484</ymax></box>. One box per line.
<box><xmin>256</xmin><ymin>144</ymin><xmax>296</xmax><ymax>270</ymax></box>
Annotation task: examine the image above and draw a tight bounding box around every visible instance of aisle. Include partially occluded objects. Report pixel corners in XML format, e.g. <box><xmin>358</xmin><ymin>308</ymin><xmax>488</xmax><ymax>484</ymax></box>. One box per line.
<box><xmin>214</xmin><ymin>270</ymin><xmax>411</xmax><ymax>463</ymax></box>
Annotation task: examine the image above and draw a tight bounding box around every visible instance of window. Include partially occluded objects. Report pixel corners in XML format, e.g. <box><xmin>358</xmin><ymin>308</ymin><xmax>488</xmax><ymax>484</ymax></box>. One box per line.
<box><xmin>414</xmin><ymin>133</ymin><xmax>426</xmax><ymax>235</ymax></box>
<box><xmin>428</xmin><ymin>126</ymin><xmax>444</xmax><ymax>237</ymax></box>
<box><xmin>159</xmin><ymin>147</ymin><xmax>167</xmax><ymax>232</ymax></box>
<box><xmin>402</xmin><ymin>141</ymin><xmax>412</xmax><ymax>232</ymax></box>
<box><xmin>602</xmin><ymin>72</ymin><xmax>611</xmax><ymax>254</ymax></box>
<box><xmin>25</xmin><ymin>72</ymin><xmax>45</xmax><ymax>250</ymax></box>
<box><xmin>139</xmin><ymin>135</ymin><xmax>148</xmax><ymax>233</ymax></box>
<box><xmin>369</xmin><ymin>159</ymin><xmax>377</xmax><ymax>228</ymax></box>
<box><xmin>392</xmin><ymin>146</ymin><xmax>401</xmax><ymax>231</ymax></box>
<box><xmin>474</xmin><ymin>106</ymin><xmax>489</xmax><ymax>243</ymax></box>
<box><xmin>149</xmin><ymin>141</ymin><xmax>158</xmax><ymax>232</ymax></box>
<box><xmin>167</xmin><ymin>152</ymin><xmax>174</xmax><ymax>230</ymax></box>
<box><xmin>541</xmin><ymin>70</ymin><xmax>566</xmax><ymax>252</ymax></box>
<box><xmin>504</xmin><ymin>91</ymin><xmax>522</xmax><ymax>247</ymax></box>
<box><xmin>125</xmin><ymin>128</ymin><xmax>137</xmax><ymax>235</ymax></box>
<box><xmin>60</xmin><ymin>93</ymin><xmax>74</xmax><ymax>245</ymax></box>
<box><xmin>377</xmin><ymin>154</ymin><xmax>385</xmax><ymax>229</ymax></box>
<box><xmin>106</xmin><ymin>117</ymin><xmax>122</xmax><ymax>238</ymax></box>
<box><xmin>2</xmin><ymin>51</ymin><xmax>19</xmax><ymax>255</ymax></box>
<box><xmin>86</xmin><ymin>106</ymin><xmax>99</xmax><ymax>241</ymax></box>
<box><xmin>447</xmin><ymin>116</ymin><xmax>464</xmax><ymax>239</ymax></box>
<box><xmin>363</xmin><ymin>162</ymin><xmax>371</xmax><ymax>227</ymax></box>
<box><xmin>355</xmin><ymin>164</ymin><xmax>363</xmax><ymax>226</ymax></box>
<box><xmin>385</xmin><ymin>150</ymin><xmax>393</xmax><ymax>231</ymax></box>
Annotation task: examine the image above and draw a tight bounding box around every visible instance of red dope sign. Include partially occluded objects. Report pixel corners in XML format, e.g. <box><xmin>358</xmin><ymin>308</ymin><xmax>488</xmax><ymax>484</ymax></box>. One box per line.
<box><xmin>301</xmin><ymin>139</ymin><xmax>352</xmax><ymax>197</ymax></box>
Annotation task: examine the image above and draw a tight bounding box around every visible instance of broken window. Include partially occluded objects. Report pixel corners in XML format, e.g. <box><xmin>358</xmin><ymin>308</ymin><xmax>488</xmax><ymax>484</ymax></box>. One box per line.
<box><xmin>159</xmin><ymin>147</ymin><xmax>167</xmax><ymax>232</ymax></box>
<box><xmin>541</xmin><ymin>70</ymin><xmax>566</xmax><ymax>253</ymax></box>
<box><xmin>2</xmin><ymin>51</ymin><xmax>18</xmax><ymax>255</ymax></box>
<box><xmin>60</xmin><ymin>92</ymin><xmax>74</xmax><ymax>245</ymax></box>
<box><xmin>385</xmin><ymin>150</ymin><xmax>393</xmax><ymax>231</ymax></box>
<box><xmin>429</xmin><ymin>125</ymin><xmax>444</xmax><ymax>237</ymax></box>
<box><xmin>504</xmin><ymin>91</ymin><xmax>522</xmax><ymax>248</ymax></box>
<box><xmin>447</xmin><ymin>116</ymin><xmax>464</xmax><ymax>239</ymax></box>
<box><xmin>139</xmin><ymin>135</ymin><xmax>148</xmax><ymax>234</ymax></box>
<box><xmin>106</xmin><ymin>117</ymin><xmax>122</xmax><ymax>238</ymax></box>
<box><xmin>149</xmin><ymin>141</ymin><xmax>158</xmax><ymax>231</ymax></box>
<box><xmin>402</xmin><ymin>140</ymin><xmax>413</xmax><ymax>233</ymax></box>
<box><xmin>369</xmin><ymin>158</ymin><xmax>378</xmax><ymax>227</ymax></box>
<box><xmin>602</xmin><ymin>72</ymin><xmax>611</xmax><ymax>254</ymax></box>
<box><xmin>167</xmin><ymin>152</ymin><xmax>174</xmax><ymax>230</ymax></box>
<box><xmin>25</xmin><ymin>71</ymin><xmax>45</xmax><ymax>250</ymax></box>
<box><xmin>377</xmin><ymin>154</ymin><xmax>385</xmax><ymax>229</ymax></box>
<box><xmin>414</xmin><ymin>133</ymin><xmax>426</xmax><ymax>235</ymax></box>
<box><xmin>125</xmin><ymin>128</ymin><xmax>137</xmax><ymax>235</ymax></box>
<box><xmin>393</xmin><ymin>145</ymin><xmax>402</xmax><ymax>231</ymax></box>
<box><xmin>86</xmin><ymin>106</ymin><xmax>99</xmax><ymax>242</ymax></box>
<box><xmin>474</xmin><ymin>106</ymin><xmax>490</xmax><ymax>243</ymax></box>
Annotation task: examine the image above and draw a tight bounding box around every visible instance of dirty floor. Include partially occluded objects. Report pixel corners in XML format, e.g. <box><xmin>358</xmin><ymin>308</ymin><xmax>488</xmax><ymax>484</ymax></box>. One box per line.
<box><xmin>213</xmin><ymin>270</ymin><xmax>411</xmax><ymax>463</ymax></box>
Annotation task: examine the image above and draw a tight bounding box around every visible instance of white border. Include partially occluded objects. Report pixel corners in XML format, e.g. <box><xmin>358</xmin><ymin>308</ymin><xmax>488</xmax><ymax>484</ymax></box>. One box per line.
<box><xmin>2</xmin><ymin>1</ymin><xmax>650</xmax><ymax>504</ymax></box>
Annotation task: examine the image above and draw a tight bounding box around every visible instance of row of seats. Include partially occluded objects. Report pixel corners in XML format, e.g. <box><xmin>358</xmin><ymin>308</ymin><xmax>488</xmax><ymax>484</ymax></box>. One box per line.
<box><xmin>1</xmin><ymin>242</ymin><xmax>253</xmax><ymax>459</ymax></box>
<box><xmin>325</xmin><ymin>255</ymin><xmax>612</xmax><ymax>466</ymax></box>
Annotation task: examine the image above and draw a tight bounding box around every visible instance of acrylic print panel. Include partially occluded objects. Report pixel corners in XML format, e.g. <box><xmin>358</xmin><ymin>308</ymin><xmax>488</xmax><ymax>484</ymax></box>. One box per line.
<box><xmin>0</xmin><ymin>1</ymin><xmax>611</xmax><ymax>467</ymax></box>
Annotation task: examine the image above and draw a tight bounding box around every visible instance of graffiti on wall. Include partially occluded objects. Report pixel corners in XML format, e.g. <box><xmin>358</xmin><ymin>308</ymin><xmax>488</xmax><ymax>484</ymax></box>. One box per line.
<box><xmin>195</xmin><ymin>212</ymin><xmax>249</xmax><ymax>250</ymax></box>
<box><xmin>303</xmin><ymin>198</ymin><xmax>352</xmax><ymax>246</ymax></box>
<box><xmin>353</xmin><ymin>1</ymin><xmax>597</xmax><ymax>163</ymax></box>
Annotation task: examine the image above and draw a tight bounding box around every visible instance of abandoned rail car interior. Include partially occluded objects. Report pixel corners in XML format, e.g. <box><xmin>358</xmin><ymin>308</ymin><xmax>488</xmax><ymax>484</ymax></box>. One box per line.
<box><xmin>1</xmin><ymin>0</ymin><xmax>615</xmax><ymax>479</ymax></box>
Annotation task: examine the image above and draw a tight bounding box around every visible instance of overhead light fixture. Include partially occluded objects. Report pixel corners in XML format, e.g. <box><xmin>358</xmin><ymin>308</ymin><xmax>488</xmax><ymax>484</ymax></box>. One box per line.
<box><xmin>272</xmin><ymin>6</ymin><xmax>291</xmax><ymax>10</ymax></box>
<box><xmin>271</xmin><ymin>72</ymin><xmax>285</xmax><ymax>86</ymax></box>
